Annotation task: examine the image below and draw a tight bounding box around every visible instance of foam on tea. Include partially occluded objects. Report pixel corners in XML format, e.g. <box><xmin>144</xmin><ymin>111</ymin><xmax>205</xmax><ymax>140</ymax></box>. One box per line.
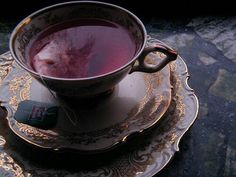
<box><xmin>27</xmin><ymin>19</ymin><xmax>136</xmax><ymax>78</ymax></box>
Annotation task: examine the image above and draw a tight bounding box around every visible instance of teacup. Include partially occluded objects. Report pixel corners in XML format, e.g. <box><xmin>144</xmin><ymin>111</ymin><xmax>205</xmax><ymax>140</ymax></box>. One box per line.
<box><xmin>9</xmin><ymin>1</ymin><xmax>177</xmax><ymax>98</ymax></box>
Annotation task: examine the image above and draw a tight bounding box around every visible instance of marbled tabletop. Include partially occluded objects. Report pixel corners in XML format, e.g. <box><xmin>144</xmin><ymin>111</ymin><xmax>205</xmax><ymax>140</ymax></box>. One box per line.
<box><xmin>0</xmin><ymin>16</ymin><xmax>235</xmax><ymax>177</ymax></box>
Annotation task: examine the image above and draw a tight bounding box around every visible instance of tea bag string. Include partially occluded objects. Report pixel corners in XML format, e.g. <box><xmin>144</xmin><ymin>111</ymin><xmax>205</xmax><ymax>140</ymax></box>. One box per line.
<box><xmin>39</xmin><ymin>74</ymin><xmax>78</xmax><ymax>126</ymax></box>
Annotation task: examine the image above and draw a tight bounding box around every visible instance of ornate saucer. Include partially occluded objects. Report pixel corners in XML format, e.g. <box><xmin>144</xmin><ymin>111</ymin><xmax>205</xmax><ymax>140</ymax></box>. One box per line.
<box><xmin>0</xmin><ymin>38</ymin><xmax>199</xmax><ymax>176</ymax></box>
<box><xmin>0</xmin><ymin>42</ymin><xmax>172</xmax><ymax>153</ymax></box>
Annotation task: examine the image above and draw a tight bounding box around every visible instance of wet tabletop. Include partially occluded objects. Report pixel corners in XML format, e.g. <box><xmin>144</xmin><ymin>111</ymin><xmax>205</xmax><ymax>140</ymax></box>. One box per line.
<box><xmin>0</xmin><ymin>13</ymin><xmax>236</xmax><ymax>177</ymax></box>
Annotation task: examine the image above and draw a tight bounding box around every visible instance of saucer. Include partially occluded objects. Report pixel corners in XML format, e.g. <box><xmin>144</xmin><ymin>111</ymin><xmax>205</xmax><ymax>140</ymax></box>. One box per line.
<box><xmin>0</xmin><ymin>38</ymin><xmax>199</xmax><ymax>176</ymax></box>
<box><xmin>0</xmin><ymin>46</ymin><xmax>172</xmax><ymax>152</ymax></box>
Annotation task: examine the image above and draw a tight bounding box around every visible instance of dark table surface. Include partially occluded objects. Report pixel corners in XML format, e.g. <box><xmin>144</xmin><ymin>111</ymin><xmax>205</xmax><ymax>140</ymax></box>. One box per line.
<box><xmin>0</xmin><ymin>1</ymin><xmax>236</xmax><ymax>177</ymax></box>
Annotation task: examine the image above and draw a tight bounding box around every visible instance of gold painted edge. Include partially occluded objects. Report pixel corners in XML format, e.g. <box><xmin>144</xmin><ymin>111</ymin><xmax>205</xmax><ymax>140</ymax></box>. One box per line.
<box><xmin>143</xmin><ymin>56</ymin><xmax>199</xmax><ymax>177</ymax></box>
<box><xmin>1</xmin><ymin>51</ymin><xmax>172</xmax><ymax>153</ymax></box>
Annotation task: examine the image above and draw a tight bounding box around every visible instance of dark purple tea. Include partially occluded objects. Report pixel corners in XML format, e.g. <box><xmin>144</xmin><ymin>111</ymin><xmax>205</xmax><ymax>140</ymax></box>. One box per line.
<box><xmin>27</xmin><ymin>19</ymin><xmax>136</xmax><ymax>78</ymax></box>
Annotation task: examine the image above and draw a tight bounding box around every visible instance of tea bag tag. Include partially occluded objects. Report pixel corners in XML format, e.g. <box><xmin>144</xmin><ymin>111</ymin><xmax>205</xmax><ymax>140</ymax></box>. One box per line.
<box><xmin>14</xmin><ymin>100</ymin><xmax>58</xmax><ymax>129</ymax></box>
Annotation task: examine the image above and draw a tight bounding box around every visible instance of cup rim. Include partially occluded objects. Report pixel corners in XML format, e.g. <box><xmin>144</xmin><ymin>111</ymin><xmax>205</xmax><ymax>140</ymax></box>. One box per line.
<box><xmin>9</xmin><ymin>1</ymin><xmax>147</xmax><ymax>81</ymax></box>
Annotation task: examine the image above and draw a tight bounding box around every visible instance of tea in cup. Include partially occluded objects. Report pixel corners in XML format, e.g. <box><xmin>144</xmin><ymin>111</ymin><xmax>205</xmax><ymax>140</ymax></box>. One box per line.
<box><xmin>10</xmin><ymin>1</ymin><xmax>177</xmax><ymax>98</ymax></box>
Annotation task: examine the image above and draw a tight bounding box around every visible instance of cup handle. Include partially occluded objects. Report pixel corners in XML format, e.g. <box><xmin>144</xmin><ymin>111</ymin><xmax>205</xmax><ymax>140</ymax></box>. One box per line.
<box><xmin>130</xmin><ymin>43</ymin><xmax>178</xmax><ymax>73</ymax></box>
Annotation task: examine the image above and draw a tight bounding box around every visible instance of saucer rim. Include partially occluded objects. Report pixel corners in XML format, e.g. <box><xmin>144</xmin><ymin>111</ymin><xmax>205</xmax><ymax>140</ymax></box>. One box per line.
<box><xmin>0</xmin><ymin>42</ymin><xmax>199</xmax><ymax>176</ymax></box>
<box><xmin>1</xmin><ymin>50</ymin><xmax>172</xmax><ymax>154</ymax></box>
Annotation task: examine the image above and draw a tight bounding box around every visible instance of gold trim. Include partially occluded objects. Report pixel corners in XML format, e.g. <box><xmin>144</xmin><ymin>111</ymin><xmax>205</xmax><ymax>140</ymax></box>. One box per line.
<box><xmin>9</xmin><ymin>95</ymin><xmax>19</xmax><ymax>111</ymax></box>
<box><xmin>8</xmin><ymin>73</ymin><xmax>32</xmax><ymax>111</ymax></box>
<box><xmin>4</xmin><ymin>52</ymin><xmax>172</xmax><ymax>152</ymax></box>
<box><xmin>20</xmin><ymin>74</ymin><xmax>32</xmax><ymax>100</ymax></box>
<box><xmin>0</xmin><ymin>36</ymin><xmax>199</xmax><ymax>176</ymax></box>
<box><xmin>0</xmin><ymin>52</ymin><xmax>14</xmax><ymax>89</ymax></box>
<box><xmin>0</xmin><ymin>152</ymin><xmax>24</xmax><ymax>177</ymax></box>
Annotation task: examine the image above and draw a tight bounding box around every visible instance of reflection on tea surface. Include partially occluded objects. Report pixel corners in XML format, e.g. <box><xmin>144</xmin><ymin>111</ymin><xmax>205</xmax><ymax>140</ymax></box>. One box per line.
<box><xmin>27</xmin><ymin>19</ymin><xmax>136</xmax><ymax>78</ymax></box>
